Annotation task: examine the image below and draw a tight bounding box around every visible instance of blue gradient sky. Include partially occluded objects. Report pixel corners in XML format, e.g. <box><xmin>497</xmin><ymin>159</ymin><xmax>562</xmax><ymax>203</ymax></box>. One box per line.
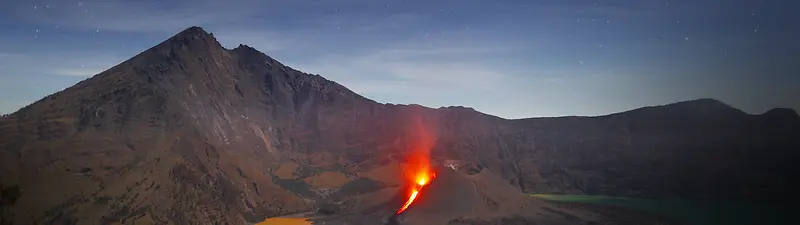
<box><xmin>1</xmin><ymin>0</ymin><xmax>797</xmax><ymax>118</ymax></box>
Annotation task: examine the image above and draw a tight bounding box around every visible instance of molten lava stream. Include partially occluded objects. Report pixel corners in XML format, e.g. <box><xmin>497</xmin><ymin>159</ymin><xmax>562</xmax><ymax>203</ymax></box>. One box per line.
<box><xmin>396</xmin><ymin>172</ymin><xmax>436</xmax><ymax>215</ymax></box>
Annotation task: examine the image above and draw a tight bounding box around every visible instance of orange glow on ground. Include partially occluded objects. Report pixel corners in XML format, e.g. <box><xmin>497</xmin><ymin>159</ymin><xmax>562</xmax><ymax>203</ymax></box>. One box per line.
<box><xmin>397</xmin><ymin>190</ymin><xmax>419</xmax><ymax>215</ymax></box>
<box><xmin>396</xmin><ymin>169</ymin><xmax>436</xmax><ymax>215</ymax></box>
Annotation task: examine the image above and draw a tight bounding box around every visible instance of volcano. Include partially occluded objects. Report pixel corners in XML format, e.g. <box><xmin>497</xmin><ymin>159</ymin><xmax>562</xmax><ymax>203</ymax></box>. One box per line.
<box><xmin>388</xmin><ymin>165</ymin><xmax>598</xmax><ymax>225</ymax></box>
<box><xmin>313</xmin><ymin>163</ymin><xmax>600</xmax><ymax>225</ymax></box>
<box><xmin>1</xmin><ymin>26</ymin><xmax>798</xmax><ymax>224</ymax></box>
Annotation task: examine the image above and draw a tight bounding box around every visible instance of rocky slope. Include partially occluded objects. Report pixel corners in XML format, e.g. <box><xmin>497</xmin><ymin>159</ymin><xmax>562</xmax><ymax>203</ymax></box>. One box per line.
<box><xmin>1</xmin><ymin>27</ymin><xmax>798</xmax><ymax>224</ymax></box>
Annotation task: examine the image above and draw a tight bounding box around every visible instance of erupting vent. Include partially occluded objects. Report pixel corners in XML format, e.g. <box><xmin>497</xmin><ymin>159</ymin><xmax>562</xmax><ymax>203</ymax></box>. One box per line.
<box><xmin>395</xmin><ymin>114</ymin><xmax>437</xmax><ymax>215</ymax></box>
<box><xmin>396</xmin><ymin>169</ymin><xmax>436</xmax><ymax>215</ymax></box>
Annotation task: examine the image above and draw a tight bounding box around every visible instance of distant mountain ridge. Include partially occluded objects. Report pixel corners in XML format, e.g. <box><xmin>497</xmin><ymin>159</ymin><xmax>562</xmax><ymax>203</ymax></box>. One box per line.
<box><xmin>1</xmin><ymin>27</ymin><xmax>797</xmax><ymax>224</ymax></box>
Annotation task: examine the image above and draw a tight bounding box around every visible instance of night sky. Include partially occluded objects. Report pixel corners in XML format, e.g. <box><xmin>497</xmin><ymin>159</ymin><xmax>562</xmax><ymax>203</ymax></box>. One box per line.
<box><xmin>0</xmin><ymin>0</ymin><xmax>797</xmax><ymax>118</ymax></box>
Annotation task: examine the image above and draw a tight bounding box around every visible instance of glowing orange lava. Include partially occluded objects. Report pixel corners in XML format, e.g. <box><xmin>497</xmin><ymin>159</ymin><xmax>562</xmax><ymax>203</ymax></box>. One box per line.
<box><xmin>396</xmin><ymin>169</ymin><xmax>436</xmax><ymax>215</ymax></box>
<box><xmin>395</xmin><ymin>112</ymin><xmax>437</xmax><ymax>215</ymax></box>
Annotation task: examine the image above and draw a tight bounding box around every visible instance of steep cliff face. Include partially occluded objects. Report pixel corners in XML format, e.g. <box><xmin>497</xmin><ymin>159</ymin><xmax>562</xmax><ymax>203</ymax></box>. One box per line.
<box><xmin>1</xmin><ymin>27</ymin><xmax>797</xmax><ymax>224</ymax></box>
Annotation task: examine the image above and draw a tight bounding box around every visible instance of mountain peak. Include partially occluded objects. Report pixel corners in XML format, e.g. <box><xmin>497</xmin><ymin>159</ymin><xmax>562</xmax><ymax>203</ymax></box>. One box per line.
<box><xmin>234</xmin><ymin>44</ymin><xmax>254</xmax><ymax>50</ymax></box>
<box><xmin>664</xmin><ymin>98</ymin><xmax>743</xmax><ymax>114</ymax></box>
<box><xmin>762</xmin><ymin>107</ymin><xmax>800</xmax><ymax>121</ymax></box>
<box><xmin>605</xmin><ymin>98</ymin><xmax>748</xmax><ymax>120</ymax></box>
<box><xmin>674</xmin><ymin>98</ymin><xmax>727</xmax><ymax>106</ymax></box>
<box><xmin>174</xmin><ymin>26</ymin><xmax>214</xmax><ymax>39</ymax></box>
<box><xmin>148</xmin><ymin>26</ymin><xmax>223</xmax><ymax>55</ymax></box>
<box><xmin>163</xmin><ymin>26</ymin><xmax>217</xmax><ymax>46</ymax></box>
<box><xmin>232</xmin><ymin>44</ymin><xmax>267</xmax><ymax>58</ymax></box>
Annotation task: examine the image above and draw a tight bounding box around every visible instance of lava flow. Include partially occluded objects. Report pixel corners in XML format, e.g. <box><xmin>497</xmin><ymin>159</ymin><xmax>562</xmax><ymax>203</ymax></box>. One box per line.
<box><xmin>395</xmin><ymin>113</ymin><xmax>437</xmax><ymax>215</ymax></box>
<box><xmin>396</xmin><ymin>169</ymin><xmax>436</xmax><ymax>215</ymax></box>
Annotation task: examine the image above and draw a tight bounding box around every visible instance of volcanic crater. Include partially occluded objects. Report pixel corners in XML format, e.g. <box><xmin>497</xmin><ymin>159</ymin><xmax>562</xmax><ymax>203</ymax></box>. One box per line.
<box><xmin>1</xmin><ymin>26</ymin><xmax>798</xmax><ymax>225</ymax></box>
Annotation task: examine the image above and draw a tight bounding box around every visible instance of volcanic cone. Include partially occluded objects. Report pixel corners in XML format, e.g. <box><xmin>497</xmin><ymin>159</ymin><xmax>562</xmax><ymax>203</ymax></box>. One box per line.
<box><xmin>384</xmin><ymin>165</ymin><xmax>598</xmax><ymax>225</ymax></box>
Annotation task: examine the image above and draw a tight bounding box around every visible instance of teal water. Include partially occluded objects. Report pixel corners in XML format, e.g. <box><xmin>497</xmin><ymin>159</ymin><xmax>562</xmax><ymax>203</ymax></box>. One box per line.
<box><xmin>530</xmin><ymin>194</ymin><xmax>792</xmax><ymax>225</ymax></box>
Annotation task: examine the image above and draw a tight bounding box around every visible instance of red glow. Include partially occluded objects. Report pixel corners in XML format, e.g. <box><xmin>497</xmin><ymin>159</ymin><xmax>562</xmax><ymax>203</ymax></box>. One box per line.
<box><xmin>397</xmin><ymin>189</ymin><xmax>419</xmax><ymax>214</ymax></box>
<box><xmin>396</xmin><ymin>170</ymin><xmax>435</xmax><ymax>215</ymax></box>
<box><xmin>396</xmin><ymin>114</ymin><xmax>437</xmax><ymax>215</ymax></box>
